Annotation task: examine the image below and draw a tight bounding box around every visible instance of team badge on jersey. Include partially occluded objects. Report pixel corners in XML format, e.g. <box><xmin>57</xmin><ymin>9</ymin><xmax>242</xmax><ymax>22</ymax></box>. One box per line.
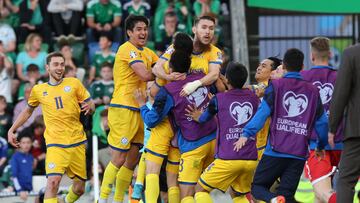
<box><xmin>43</xmin><ymin>91</ymin><xmax>48</xmax><ymax>96</ymax></box>
<box><xmin>48</xmin><ymin>163</ymin><xmax>55</xmax><ymax>169</ymax></box>
<box><xmin>186</xmin><ymin>87</ymin><xmax>208</xmax><ymax>107</ymax></box>
<box><xmin>64</xmin><ymin>86</ymin><xmax>71</xmax><ymax>92</ymax></box>
<box><xmin>229</xmin><ymin>102</ymin><xmax>253</xmax><ymax>126</ymax></box>
<box><xmin>121</xmin><ymin>137</ymin><xmax>128</xmax><ymax>145</ymax></box>
<box><xmin>312</xmin><ymin>81</ymin><xmax>334</xmax><ymax>104</ymax></box>
<box><xmin>130</xmin><ymin>51</ymin><xmax>138</xmax><ymax>59</ymax></box>
<box><xmin>283</xmin><ymin>91</ymin><xmax>308</xmax><ymax>117</ymax></box>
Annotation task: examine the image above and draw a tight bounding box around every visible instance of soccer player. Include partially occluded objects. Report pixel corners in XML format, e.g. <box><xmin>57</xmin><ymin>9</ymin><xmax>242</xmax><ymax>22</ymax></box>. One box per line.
<box><xmin>300</xmin><ymin>37</ymin><xmax>341</xmax><ymax>203</ymax></box>
<box><xmin>186</xmin><ymin>62</ymin><xmax>260</xmax><ymax>203</ymax></box>
<box><xmin>8</xmin><ymin>52</ymin><xmax>95</xmax><ymax>203</ymax></box>
<box><xmin>249</xmin><ymin>57</ymin><xmax>282</xmax><ymax>159</ymax></box>
<box><xmin>234</xmin><ymin>48</ymin><xmax>328</xmax><ymax>202</ymax></box>
<box><xmin>99</xmin><ymin>15</ymin><xmax>158</xmax><ymax>203</ymax></box>
<box><xmin>135</xmin><ymin>33</ymin><xmax>193</xmax><ymax>203</ymax></box>
<box><xmin>135</xmin><ymin>49</ymin><xmax>217</xmax><ymax>203</ymax></box>
<box><xmin>152</xmin><ymin>15</ymin><xmax>223</xmax><ymax>96</ymax></box>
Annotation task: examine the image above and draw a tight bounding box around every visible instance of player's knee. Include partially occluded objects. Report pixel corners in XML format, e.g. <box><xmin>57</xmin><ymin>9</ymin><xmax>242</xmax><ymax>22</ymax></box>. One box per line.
<box><xmin>111</xmin><ymin>152</ymin><xmax>127</xmax><ymax>168</ymax></box>
<box><xmin>166</xmin><ymin>171</ymin><xmax>178</xmax><ymax>187</ymax></box>
<box><xmin>180</xmin><ymin>184</ymin><xmax>195</xmax><ymax>197</ymax></box>
<box><xmin>146</xmin><ymin>161</ymin><xmax>161</xmax><ymax>174</ymax></box>
<box><xmin>46</xmin><ymin>176</ymin><xmax>61</xmax><ymax>191</ymax></box>
<box><xmin>195</xmin><ymin>183</ymin><xmax>207</xmax><ymax>193</ymax></box>
<box><xmin>73</xmin><ymin>184</ymin><xmax>85</xmax><ymax>196</ymax></box>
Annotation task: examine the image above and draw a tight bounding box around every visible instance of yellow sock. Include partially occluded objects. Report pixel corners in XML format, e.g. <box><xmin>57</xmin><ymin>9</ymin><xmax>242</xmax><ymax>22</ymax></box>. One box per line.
<box><xmin>145</xmin><ymin>174</ymin><xmax>160</xmax><ymax>203</ymax></box>
<box><xmin>194</xmin><ymin>192</ymin><xmax>212</xmax><ymax>203</ymax></box>
<box><xmin>180</xmin><ymin>196</ymin><xmax>195</xmax><ymax>203</ymax></box>
<box><xmin>233</xmin><ymin>195</ymin><xmax>249</xmax><ymax>203</ymax></box>
<box><xmin>100</xmin><ymin>161</ymin><xmax>119</xmax><ymax>199</ymax></box>
<box><xmin>44</xmin><ymin>197</ymin><xmax>58</xmax><ymax>203</ymax></box>
<box><xmin>168</xmin><ymin>186</ymin><xmax>180</xmax><ymax>203</ymax></box>
<box><xmin>113</xmin><ymin>166</ymin><xmax>134</xmax><ymax>202</ymax></box>
<box><xmin>135</xmin><ymin>153</ymin><xmax>146</xmax><ymax>185</ymax></box>
<box><xmin>65</xmin><ymin>185</ymin><xmax>80</xmax><ymax>203</ymax></box>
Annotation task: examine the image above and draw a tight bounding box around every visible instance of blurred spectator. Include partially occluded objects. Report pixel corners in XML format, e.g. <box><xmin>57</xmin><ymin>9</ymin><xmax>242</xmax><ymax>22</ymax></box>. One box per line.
<box><xmin>10</xmin><ymin>133</ymin><xmax>34</xmax><ymax>201</ymax></box>
<box><xmin>92</xmin><ymin>107</ymin><xmax>111</xmax><ymax>169</ymax></box>
<box><xmin>0</xmin><ymin>23</ymin><xmax>16</xmax><ymax>53</ymax></box>
<box><xmin>0</xmin><ymin>137</ymin><xmax>7</xmax><ymax>175</ymax></box>
<box><xmin>23</xmin><ymin>116</ymin><xmax>45</xmax><ymax>175</ymax></box>
<box><xmin>193</xmin><ymin>0</ymin><xmax>220</xmax><ymax>17</ymax></box>
<box><xmin>0</xmin><ymin>96</ymin><xmax>11</xmax><ymax>139</ymax></box>
<box><xmin>123</xmin><ymin>0</ymin><xmax>151</xmax><ymax>20</ymax></box>
<box><xmin>13</xmin><ymin>84</ymin><xmax>42</xmax><ymax>132</ymax></box>
<box><xmin>154</xmin><ymin>0</ymin><xmax>193</xmax><ymax>35</ymax></box>
<box><xmin>16</xmin><ymin>0</ymin><xmax>51</xmax><ymax>44</ymax></box>
<box><xmin>59</xmin><ymin>41</ymin><xmax>86</xmax><ymax>81</ymax></box>
<box><xmin>47</xmin><ymin>0</ymin><xmax>84</xmax><ymax>40</ymax></box>
<box><xmin>155</xmin><ymin>11</ymin><xmax>186</xmax><ymax>54</ymax></box>
<box><xmin>86</xmin><ymin>0</ymin><xmax>122</xmax><ymax>43</ymax></box>
<box><xmin>90</xmin><ymin>62</ymin><xmax>114</xmax><ymax>106</ymax></box>
<box><xmin>16</xmin><ymin>33</ymin><xmax>47</xmax><ymax>82</ymax></box>
<box><xmin>0</xmin><ymin>42</ymin><xmax>14</xmax><ymax>104</ymax></box>
<box><xmin>17</xmin><ymin>64</ymin><xmax>42</xmax><ymax>101</ymax></box>
<box><xmin>64</xmin><ymin>65</ymin><xmax>77</xmax><ymax>78</ymax></box>
<box><xmin>89</xmin><ymin>33</ymin><xmax>115</xmax><ymax>83</ymax></box>
<box><xmin>0</xmin><ymin>0</ymin><xmax>21</xmax><ymax>27</ymax></box>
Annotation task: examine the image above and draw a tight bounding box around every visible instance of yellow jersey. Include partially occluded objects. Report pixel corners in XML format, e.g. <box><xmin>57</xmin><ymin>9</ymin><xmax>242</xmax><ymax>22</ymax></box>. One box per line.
<box><xmin>111</xmin><ymin>41</ymin><xmax>159</xmax><ymax>109</ymax></box>
<box><xmin>28</xmin><ymin>78</ymin><xmax>91</xmax><ymax>147</ymax></box>
<box><xmin>161</xmin><ymin>44</ymin><xmax>223</xmax><ymax>75</ymax></box>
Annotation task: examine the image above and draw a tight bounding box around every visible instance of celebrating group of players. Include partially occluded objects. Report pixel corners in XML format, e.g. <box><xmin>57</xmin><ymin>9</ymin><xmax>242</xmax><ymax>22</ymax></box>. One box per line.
<box><xmin>7</xmin><ymin>14</ymin><xmax>343</xmax><ymax>203</ymax></box>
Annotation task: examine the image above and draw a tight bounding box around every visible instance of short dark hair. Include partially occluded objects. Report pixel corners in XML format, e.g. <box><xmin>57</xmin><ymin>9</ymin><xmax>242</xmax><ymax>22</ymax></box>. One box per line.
<box><xmin>283</xmin><ymin>48</ymin><xmax>304</xmax><ymax>72</ymax></box>
<box><xmin>101</xmin><ymin>62</ymin><xmax>113</xmax><ymax>70</ymax></box>
<box><xmin>165</xmin><ymin>11</ymin><xmax>177</xmax><ymax>19</ymax></box>
<box><xmin>125</xmin><ymin>15</ymin><xmax>149</xmax><ymax>38</ymax></box>
<box><xmin>99</xmin><ymin>31</ymin><xmax>113</xmax><ymax>42</ymax></box>
<box><xmin>27</xmin><ymin>64</ymin><xmax>40</xmax><ymax>72</ymax></box>
<box><xmin>173</xmin><ymin>33</ymin><xmax>193</xmax><ymax>55</ymax></box>
<box><xmin>169</xmin><ymin>50</ymin><xmax>191</xmax><ymax>73</ymax></box>
<box><xmin>194</xmin><ymin>15</ymin><xmax>216</xmax><ymax>26</ymax></box>
<box><xmin>267</xmin><ymin>57</ymin><xmax>282</xmax><ymax>71</ymax></box>
<box><xmin>17</xmin><ymin>131</ymin><xmax>32</xmax><ymax>142</ymax></box>
<box><xmin>225</xmin><ymin>62</ymin><xmax>248</xmax><ymax>89</ymax></box>
<box><xmin>46</xmin><ymin>52</ymin><xmax>65</xmax><ymax>65</ymax></box>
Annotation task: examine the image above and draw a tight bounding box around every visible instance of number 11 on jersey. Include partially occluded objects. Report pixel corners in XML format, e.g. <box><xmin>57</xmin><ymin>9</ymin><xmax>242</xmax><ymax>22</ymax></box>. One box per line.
<box><xmin>55</xmin><ymin>96</ymin><xmax>64</xmax><ymax>109</ymax></box>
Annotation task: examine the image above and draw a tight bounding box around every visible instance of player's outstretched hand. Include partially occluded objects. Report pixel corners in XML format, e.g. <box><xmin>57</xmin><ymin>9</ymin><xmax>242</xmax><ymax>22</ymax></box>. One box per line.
<box><xmin>134</xmin><ymin>88</ymin><xmax>146</xmax><ymax>107</ymax></box>
<box><xmin>81</xmin><ymin>102</ymin><xmax>91</xmax><ymax>115</ymax></box>
<box><xmin>185</xmin><ymin>104</ymin><xmax>202</xmax><ymax>122</ymax></box>
<box><xmin>315</xmin><ymin>149</ymin><xmax>325</xmax><ymax>161</ymax></box>
<box><xmin>328</xmin><ymin>132</ymin><xmax>335</xmax><ymax>149</ymax></box>
<box><xmin>180</xmin><ymin>80</ymin><xmax>202</xmax><ymax>97</ymax></box>
<box><xmin>8</xmin><ymin>130</ymin><xmax>19</xmax><ymax>148</ymax></box>
<box><xmin>233</xmin><ymin>137</ymin><xmax>248</xmax><ymax>152</ymax></box>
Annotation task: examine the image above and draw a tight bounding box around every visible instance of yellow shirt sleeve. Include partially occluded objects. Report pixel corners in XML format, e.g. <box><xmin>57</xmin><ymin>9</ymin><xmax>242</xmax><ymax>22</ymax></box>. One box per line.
<box><xmin>75</xmin><ymin>79</ymin><xmax>91</xmax><ymax>102</ymax></box>
<box><xmin>160</xmin><ymin>44</ymin><xmax>174</xmax><ymax>61</ymax></box>
<box><xmin>209</xmin><ymin>47</ymin><xmax>223</xmax><ymax>65</ymax></box>
<box><xmin>125</xmin><ymin>47</ymin><xmax>144</xmax><ymax>66</ymax></box>
<box><xmin>28</xmin><ymin>86</ymin><xmax>40</xmax><ymax>107</ymax></box>
<box><xmin>151</xmin><ymin>50</ymin><xmax>159</xmax><ymax>66</ymax></box>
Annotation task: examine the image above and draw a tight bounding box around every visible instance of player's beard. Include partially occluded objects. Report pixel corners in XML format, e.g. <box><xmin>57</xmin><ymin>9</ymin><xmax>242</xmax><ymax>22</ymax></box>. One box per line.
<box><xmin>50</xmin><ymin>71</ymin><xmax>64</xmax><ymax>82</ymax></box>
<box><xmin>194</xmin><ymin>38</ymin><xmax>211</xmax><ymax>53</ymax></box>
